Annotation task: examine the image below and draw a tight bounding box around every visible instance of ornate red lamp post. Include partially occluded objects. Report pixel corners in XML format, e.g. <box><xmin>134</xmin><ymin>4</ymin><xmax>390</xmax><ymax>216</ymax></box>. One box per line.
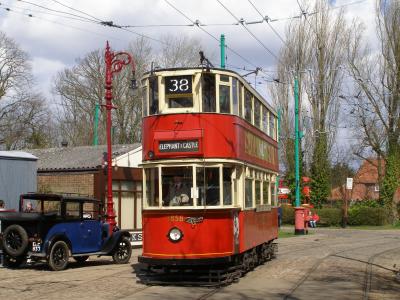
<box><xmin>103</xmin><ymin>41</ymin><xmax>135</xmax><ymax>233</ymax></box>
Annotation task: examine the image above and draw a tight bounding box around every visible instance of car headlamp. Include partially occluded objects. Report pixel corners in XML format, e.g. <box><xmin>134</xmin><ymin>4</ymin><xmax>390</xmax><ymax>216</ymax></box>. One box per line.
<box><xmin>168</xmin><ymin>227</ymin><xmax>183</xmax><ymax>243</ymax></box>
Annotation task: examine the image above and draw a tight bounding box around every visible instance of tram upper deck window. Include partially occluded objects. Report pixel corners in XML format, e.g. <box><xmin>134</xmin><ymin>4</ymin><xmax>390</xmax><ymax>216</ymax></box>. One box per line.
<box><xmin>244</xmin><ymin>89</ymin><xmax>252</xmax><ymax>123</ymax></box>
<box><xmin>202</xmin><ymin>74</ymin><xmax>216</xmax><ymax>112</ymax></box>
<box><xmin>254</xmin><ymin>99</ymin><xmax>261</xmax><ymax>129</ymax></box>
<box><xmin>262</xmin><ymin>106</ymin><xmax>268</xmax><ymax>134</ymax></box>
<box><xmin>149</xmin><ymin>77</ymin><xmax>159</xmax><ymax>115</ymax></box>
<box><xmin>219</xmin><ymin>85</ymin><xmax>230</xmax><ymax>114</ymax></box>
<box><xmin>145</xmin><ymin>168</ymin><xmax>159</xmax><ymax>207</ymax></box>
<box><xmin>269</xmin><ymin>113</ymin><xmax>275</xmax><ymax>139</ymax></box>
<box><xmin>197</xmin><ymin>167</ymin><xmax>220</xmax><ymax>206</ymax></box>
<box><xmin>232</xmin><ymin>78</ymin><xmax>239</xmax><ymax>115</ymax></box>
<box><xmin>161</xmin><ymin>166</ymin><xmax>193</xmax><ymax>207</ymax></box>
<box><xmin>164</xmin><ymin>75</ymin><xmax>193</xmax><ymax>109</ymax></box>
<box><xmin>142</xmin><ymin>83</ymin><xmax>148</xmax><ymax>117</ymax></box>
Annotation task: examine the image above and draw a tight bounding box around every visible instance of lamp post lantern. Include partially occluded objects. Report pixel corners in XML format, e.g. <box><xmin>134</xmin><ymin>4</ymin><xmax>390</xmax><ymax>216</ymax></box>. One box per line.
<box><xmin>103</xmin><ymin>41</ymin><xmax>135</xmax><ymax>233</ymax></box>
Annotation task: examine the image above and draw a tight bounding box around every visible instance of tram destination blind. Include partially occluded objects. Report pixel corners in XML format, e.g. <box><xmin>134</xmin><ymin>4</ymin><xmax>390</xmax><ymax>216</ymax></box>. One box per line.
<box><xmin>165</xmin><ymin>75</ymin><xmax>192</xmax><ymax>95</ymax></box>
<box><xmin>159</xmin><ymin>140</ymin><xmax>199</xmax><ymax>152</ymax></box>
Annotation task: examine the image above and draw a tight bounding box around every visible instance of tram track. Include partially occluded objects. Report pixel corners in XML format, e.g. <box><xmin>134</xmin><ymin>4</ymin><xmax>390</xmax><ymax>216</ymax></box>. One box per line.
<box><xmin>282</xmin><ymin>240</ymin><xmax>400</xmax><ymax>300</ymax></box>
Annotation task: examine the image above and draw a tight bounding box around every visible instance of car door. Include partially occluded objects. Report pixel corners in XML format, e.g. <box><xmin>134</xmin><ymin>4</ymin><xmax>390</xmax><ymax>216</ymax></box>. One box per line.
<box><xmin>79</xmin><ymin>219</ymin><xmax>102</xmax><ymax>253</ymax></box>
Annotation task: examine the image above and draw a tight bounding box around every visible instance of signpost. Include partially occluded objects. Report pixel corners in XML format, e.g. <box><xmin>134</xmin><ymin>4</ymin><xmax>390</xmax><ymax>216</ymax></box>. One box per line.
<box><xmin>343</xmin><ymin>177</ymin><xmax>353</xmax><ymax>228</ymax></box>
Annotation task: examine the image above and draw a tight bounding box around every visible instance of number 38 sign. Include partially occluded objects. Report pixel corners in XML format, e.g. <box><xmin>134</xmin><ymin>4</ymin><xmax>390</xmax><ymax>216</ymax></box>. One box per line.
<box><xmin>165</xmin><ymin>75</ymin><xmax>192</xmax><ymax>95</ymax></box>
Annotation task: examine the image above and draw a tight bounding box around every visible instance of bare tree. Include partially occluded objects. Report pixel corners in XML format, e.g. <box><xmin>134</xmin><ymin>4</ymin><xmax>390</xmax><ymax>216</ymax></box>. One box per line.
<box><xmin>0</xmin><ymin>31</ymin><xmax>53</xmax><ymax>150</ymax></box>
<box><xmin>156</xmin><ymin>34</ymin><xmax>203</xmax><ymax>68</ymax></box>
<box><xmin>346</xmin><ymin>1</ymin><xmax>400</xmax><ymax>221</ymax></box>
<box><xmin>272</xmin><ymin>1</ymin><xmax>348</xmax><ymax>206</ymax></box>
<box><xmin>0</xmin><ymin>31</ymin><xmax>32</xmax><ymax>99</ymax></box>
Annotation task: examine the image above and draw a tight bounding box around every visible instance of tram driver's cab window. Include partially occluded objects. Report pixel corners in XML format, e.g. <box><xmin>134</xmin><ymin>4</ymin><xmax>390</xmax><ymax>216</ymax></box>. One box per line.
<box><xmin>202</xmin><ymin>73</ymin><xmax>216</xmax><ymax>112</ymax></box>
<box><xmin>145</xmin><ymin>168</ymin><xmax>159</xmax><ymax>207</ymax></box>
<box><xmin>162</xmin><ymin>167</ymin><xmax>193</xmax><ymax>206</ymax></box>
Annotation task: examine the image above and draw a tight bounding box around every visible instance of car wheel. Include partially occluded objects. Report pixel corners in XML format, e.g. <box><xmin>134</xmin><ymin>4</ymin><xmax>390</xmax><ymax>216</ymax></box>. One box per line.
<box><xmin>73</xmin><ymin>256</ymin><xmax>89</xmax><ymax>263</ymax></box>
<box><xmin>3</xmin><ymin>224</ymin><xmax>29</xmax><ymax>257</ymax></box>
<box><xmin>3</xmin><ymin>254</ymin><xmax>25</xmax><ymax>268</ymax></box>
<box><xmin>48</xmin><ymin>241</ymin><xmax>69</xmax><ymax>271</ymax></box>
<box><xmin>112</xmin><ymin>237</ymin><xmax>132</xmax><ymax>264</ymax></box>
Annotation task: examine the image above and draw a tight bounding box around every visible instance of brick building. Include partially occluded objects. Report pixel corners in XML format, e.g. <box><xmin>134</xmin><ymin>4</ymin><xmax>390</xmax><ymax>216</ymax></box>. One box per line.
<box><xmin>28</xmin><ymin>144</ymin><xmax>143</xmax><ymax>244</ymax></box>
<box><xmin>330</xmin><ymin>159</ymin><xmax>400</xmax><ymax>202</ymax></box>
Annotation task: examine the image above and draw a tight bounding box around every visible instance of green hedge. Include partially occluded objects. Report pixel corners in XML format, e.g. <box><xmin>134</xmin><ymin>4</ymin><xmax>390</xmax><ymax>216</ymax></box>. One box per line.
<box><xmin>281</xmin><ymin>205</ymin><xmax>295</xmax><ymax>224</ymax></box>
<box><xmin>281</xmin><ymin>205</ymin><xmax>390</xmax><ymax>226</ymax></box>
<box><xmin>315</xmin><ymin>208</ymin><xmax>342</xmax><ymax>226</ymax></box>
<box><xmin>348</xmin><ymin>207</ymin><xmax>389</xmax><ymax>226</ymax></box>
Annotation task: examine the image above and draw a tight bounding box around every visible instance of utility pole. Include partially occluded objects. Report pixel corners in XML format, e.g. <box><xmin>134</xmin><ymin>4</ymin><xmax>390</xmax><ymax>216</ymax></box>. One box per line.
<box><xmin>93</xmin><ymin>103</ymin><xmax>99</xmax><ymax>146</ymax></box>
<box><xmin>104</xmin><ymin>41</ymin><xmax>135</xmax><ymax>234</ymax></box>
<box><xmin>294</xmin><ymin>75</ymin><xmax>305</xmax><ymax>234</ymax></box>
<box><xmin>220</xmin><ymin>34</ymin><xmax>225</xmax><ymax>69</ymax></box>
<box><xmin>275</xmin><ymin>108</ymin><xmax>281</xmax><ymax>202</ymax></box>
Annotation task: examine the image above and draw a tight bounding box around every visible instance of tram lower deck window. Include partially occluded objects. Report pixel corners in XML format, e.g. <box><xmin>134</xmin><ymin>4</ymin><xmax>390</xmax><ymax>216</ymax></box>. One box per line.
<box><xmin>197</xmin><ymin>167</ymin><xmax>220</xmax><ymax>206</ymax></box>
<box><xmin>245</xmin><ymin>178</ymin><xmax>253</xmax><ymax>208</ymax></box>
<box><xmin>145</xmin><ymin>168</ymin><xmax>159</xmax><ymax>207</ymax></box>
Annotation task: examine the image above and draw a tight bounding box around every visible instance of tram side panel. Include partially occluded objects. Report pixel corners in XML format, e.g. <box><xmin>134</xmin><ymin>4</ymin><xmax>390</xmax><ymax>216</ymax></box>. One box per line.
<box><xmin>239</xmin><ymin>208</ymin><xmax>278</xmax><ymax>253</ymax></box>
<box><xmin>142</xmin><ymin>114</ymin><xmax>278</xmax><ymax>173</ymax></box>
<box><xmin>142</xmin><ymin>210</ymin><xmax>235</xmax><ymax>260</ymax></box>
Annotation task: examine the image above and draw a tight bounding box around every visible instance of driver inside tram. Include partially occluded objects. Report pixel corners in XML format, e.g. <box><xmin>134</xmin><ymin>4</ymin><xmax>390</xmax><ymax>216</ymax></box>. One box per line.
<box><xmin>166</xmin><ymin>175</ymin><xmax>191</xmax><ymax>206</ymax></box>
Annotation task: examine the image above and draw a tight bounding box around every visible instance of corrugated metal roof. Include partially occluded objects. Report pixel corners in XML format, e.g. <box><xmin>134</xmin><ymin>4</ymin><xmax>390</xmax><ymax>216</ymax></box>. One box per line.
<box><xmin>27</xmin><ymin>144</ymin><xmax>140</xmax><ymax>171</ymax></box>
<box><xmin>0</xmin><ymin>151</ymin><xmax>38</xmax><ymax>160</ymax></box>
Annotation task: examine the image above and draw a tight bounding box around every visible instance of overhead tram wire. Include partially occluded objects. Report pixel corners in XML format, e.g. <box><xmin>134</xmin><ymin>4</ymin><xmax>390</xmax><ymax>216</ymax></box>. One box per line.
<box><xmin>0</xmin><ymin>3</ymin><xmax>99</xmax><ymax>24</ymax></box>
<box><xmin>164</xmin><ymin>0</ymin><xmax>262</xmax><ymax>70</ymax></box>
<box><xmin>49</xmin><ymin>0</ymin><xmax>104</xmax><ymax>23</ymax></box>
<box><xmin>216</xmin><ymin>0</ymin><xmax>281</xmax><ymax>64</ymax></box>
<box><xmin>247</xmin><ymin>0</ymin><xmax>286</xmax><ymax>45</ymax></box>
<box><xmin>0</xmin><ymin>6</ymin><xmax>125</xmax><ymax>41</ymax></box>
<box><xmin>16</xmin><ymin>0</ymin><xmax>100</xmax><ymax>23</ymax></box>
<box><xmin>16</xmin><ymin>0</ymin><xmax>171</xmax><ymax>46</ymax></box>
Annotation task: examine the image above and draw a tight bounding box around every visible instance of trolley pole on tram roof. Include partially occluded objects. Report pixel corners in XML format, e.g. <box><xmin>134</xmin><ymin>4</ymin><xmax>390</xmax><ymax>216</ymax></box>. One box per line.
<box><xmin>220</xmin><ymin>34</ymin><xmax>226</xmax><ymax>69</ymax></box>
<box><xmin>103</xmin><ymin>41</ymin><xmax>135</xmax><ymax>234</ymax></box>
<box><xmin>294</xmin><ymin>75</ymin><xmax>305</xmax><ymax>234</ymax></box>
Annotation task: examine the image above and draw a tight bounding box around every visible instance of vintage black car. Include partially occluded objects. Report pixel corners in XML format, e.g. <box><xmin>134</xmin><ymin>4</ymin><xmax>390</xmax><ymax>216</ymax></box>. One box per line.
<box><xmin>0</xmin><ymin>193</ymin><xmax>132</xmax><ymax>271</ymax></box>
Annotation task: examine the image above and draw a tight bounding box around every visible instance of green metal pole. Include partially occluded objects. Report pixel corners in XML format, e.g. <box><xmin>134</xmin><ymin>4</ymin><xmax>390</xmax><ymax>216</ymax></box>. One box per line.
<box><xmin>93</xmin><ymin>103</ymin><xmax>99</xmax><ymax>146</ymax></box>
<box><xmin>220</xmin><ymin>34</ymin><xmax>225</xmax><ymax>69</ymax></box>
<box><xmin>294</xmin><ymin>77</ymin><xmax>300</xmax><ymax>207</ymax></box>
<box><xmin>275</xmin><ymin>108</ymin><xmax>281</xmax><ymax>204</ymax></box>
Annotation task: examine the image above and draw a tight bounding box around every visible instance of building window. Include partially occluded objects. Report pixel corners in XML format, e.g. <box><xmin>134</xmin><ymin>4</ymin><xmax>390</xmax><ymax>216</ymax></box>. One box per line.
<box><xmin>202</xmin><ymin>74</ymin><xmax>216</xmax><ymax>112</ymax></box>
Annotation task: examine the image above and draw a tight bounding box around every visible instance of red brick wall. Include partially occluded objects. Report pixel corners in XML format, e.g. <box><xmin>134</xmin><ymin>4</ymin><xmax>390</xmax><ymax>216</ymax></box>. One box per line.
<box><xmin>38</xmin><ymin>173</ymin><xmax>95</xmax><ymax>197</ymax></box>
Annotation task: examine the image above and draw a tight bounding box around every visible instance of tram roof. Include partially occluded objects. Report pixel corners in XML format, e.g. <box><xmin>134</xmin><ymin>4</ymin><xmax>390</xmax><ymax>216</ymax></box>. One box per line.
<box><xmin>142</xmin><ymin>67</ymin><xmax>277</xmax><ymax>116</ymax></box>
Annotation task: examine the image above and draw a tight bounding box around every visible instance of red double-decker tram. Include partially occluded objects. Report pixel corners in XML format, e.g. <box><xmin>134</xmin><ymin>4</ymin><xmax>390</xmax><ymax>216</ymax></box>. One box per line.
<box><xmin>138</xmin><ymin>67</ymin><xmax>279</xmax><ymax>283</ymax></box>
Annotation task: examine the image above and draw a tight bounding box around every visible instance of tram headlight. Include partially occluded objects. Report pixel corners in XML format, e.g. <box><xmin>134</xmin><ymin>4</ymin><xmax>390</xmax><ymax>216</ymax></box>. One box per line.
<box><xmin>168</xmin><ymin>227</ymin><xmax>183</xmax><ymax>243</ymax></box>
<box><xmin>148</xmin><ymin>151</ymin><xmax>154</xmax><ymax>159</ymax></box>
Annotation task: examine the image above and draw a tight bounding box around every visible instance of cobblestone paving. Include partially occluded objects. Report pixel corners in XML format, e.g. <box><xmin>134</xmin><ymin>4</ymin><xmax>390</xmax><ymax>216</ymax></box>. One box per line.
<box><xmin>0</xmin><ymin>228</ymin><xmax>399</xmax><ymax>300</ymax></box>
